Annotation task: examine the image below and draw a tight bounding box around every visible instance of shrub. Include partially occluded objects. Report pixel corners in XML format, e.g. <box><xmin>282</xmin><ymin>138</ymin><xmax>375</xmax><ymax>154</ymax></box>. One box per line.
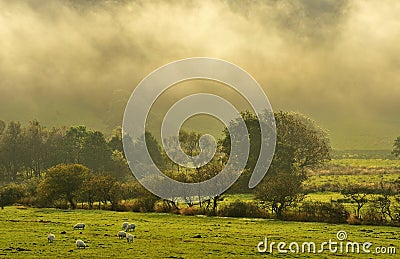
<box><xmin>218</xmin><ymin>200</ymin><xmax>267</xmax><ymax>218</ymax></box>
<box><xmin>346</xmin><ymin>213</ymin><xmax>361</xmax><ymax>225</ymax></box>
<box><xmin>362</xmin><ymin>205</ymin><xmax>384</xmax><ymax>225</ymax></box>
<box><xmin>299</xmin><ymin>201</ymin><xmax>349</xmax><ymax>223</ymax></box>
<box><xmin>112</xmin><ymin>201</ymin><xmax>136</xmax><ymax>212</ymax></box>
<box><xmin>52</xmin><ymin>198</ymin><xmax>69</xmax><ymax>210</ymax></box>
<box><xmin>131</xmin><ymin>197</ymin><xmax>158</xmax><ymax>212</ymax></box>
<box><xmin>154</xmin><ymin>201</ymin><xmax>179</xmax><ymax>214</ymax></box>
<box><xmin>180</xmin><ymin>207</ymin><xmax>205</xmax><ymax>216</ymax></box>
<box><xmin>130</xmin><ymin>200</ymin><xmax>142</xmax><ymax>212</ymax></box>
<box><xmin>0</xmin><ymin>184</ymin><xmax>25</xmax><ymax>209</ymax></box>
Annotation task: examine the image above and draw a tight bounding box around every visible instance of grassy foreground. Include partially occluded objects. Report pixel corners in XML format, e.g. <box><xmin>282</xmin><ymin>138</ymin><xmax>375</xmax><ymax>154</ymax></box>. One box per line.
<box><xmin>0</xmin><ymin>207</ymin><xmax>399</xmax><ymax>258</ymax></box>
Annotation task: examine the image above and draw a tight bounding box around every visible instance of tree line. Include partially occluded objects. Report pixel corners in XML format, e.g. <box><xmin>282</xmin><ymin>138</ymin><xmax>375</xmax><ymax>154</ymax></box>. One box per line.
<box><xmin>1</xmin><ymin>114</ymin><xmax>400</xmax><ymax>224</ymax></box>
<box><xmin>0</xmin><ymin>112</ymin><xmax>330</xmax><ymax>214</ymax></box>
<box><xmin>0</xmin><ymin>120</ymin><xmax>128</xmax><ymax>182</ymax></box>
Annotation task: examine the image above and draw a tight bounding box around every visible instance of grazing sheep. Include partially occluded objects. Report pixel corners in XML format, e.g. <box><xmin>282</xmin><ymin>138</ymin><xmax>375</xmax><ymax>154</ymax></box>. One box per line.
<box><xmin>125</xmin><ymin>223</ymin><xmax>135</xmax><ymax>232</ymax></box>
<box><xmin>73</xmin><ymin>223</ymin><xmax>85</xmax><ymax>230</ymax></box>
<box><xmin>122</xmin><ymin>222</ymin><xmax>129</xmax><ymax>230</ymax></box>
<box><xmin>118</xmin><ymin>231</ymin><xmax>126</xmax><ymax>239</ymax></box>
<box><xmin>126</xmin><ymin>233</ymin><xmax>134</xmax><ymax>243</ymax></box>
<box><xmin>76</xmin><ymin>239</ymin><xmax>87</xmax><ymax>249</ymax></box>
<box><xmin>47</xmin><ymin>233</ymin><xmax>55</xmax><ymax>243</ymax></box>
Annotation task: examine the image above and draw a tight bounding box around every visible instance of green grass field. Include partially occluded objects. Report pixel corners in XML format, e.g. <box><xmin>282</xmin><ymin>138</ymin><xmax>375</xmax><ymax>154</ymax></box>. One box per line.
<box><xmin>1</xmin><ymin>158</ymin><xmax>399</xmax><ymax>258</ymax></box>
<box><xmin>304</xmin><ymin>173</ymin><xmax>400</xmax><ymax>189</ymax></box>
<box><xmin>0</xmin><ymin>207</ymin><xmax>398</xmax><ymax>258</ymax></box>
<box><xmin>329</xmin><ymin>159</ymin><xmax>400</xmax><ymax>168</ymax></box>
<box><xmin>303</xmin><ymin>158</ymin><xmax>400</xmax><ymax>192</ymax></box>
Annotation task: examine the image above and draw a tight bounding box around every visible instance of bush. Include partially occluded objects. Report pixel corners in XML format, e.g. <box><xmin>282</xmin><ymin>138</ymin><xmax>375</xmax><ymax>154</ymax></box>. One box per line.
<box><xmin>362</xmin><ymin>205</ymin><xmax>384</xmax><ymax>225</ymax></box>
<box><xmin>52</xmin><ymin>198</ymin><xmax>69</xmax><ymax>210</ymax></box>
<box><xmin>346</xmin><ymin>213</ymin><xmax>361</xmax><ymax>225</ymax></box>
<box><xmin>131</xmin><ymin>197</ymin><xmax>158</xmax><ymax>212</ymax></box>
<box><xmin>218</xmin><ymin>200</ymin><xmax>267</xmax><ymax>218</ymax></box>
<box><xmin>180</xmin><ymin>207</ymin><xmax>205</xmax><ymax>216</ymax></box>
<box><xmin>129</xmin><ymin>201</ymin><xmax>142</xmax><ymax>212</ymax></box>
<box><xmin>154</xmin><ymin>201</ymin><xmax>179</xmax><ymax>214</ymax></box>
<box><xmin>113</xmin><ymin>201</ymin><xmax>136</xmax><ymax>212</ymax></box>
<box><xmin>298</xmin><ymin>201</ymin><xmax>349</xmax><ymax>223</ymax></box>
<box><xmin>0</xmin><ymin>184</ymin><xmax>25</xmax><ymax>209</ymax></box>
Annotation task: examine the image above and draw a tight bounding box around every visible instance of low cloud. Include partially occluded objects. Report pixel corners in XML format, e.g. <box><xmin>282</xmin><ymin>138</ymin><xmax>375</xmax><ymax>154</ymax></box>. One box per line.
<box><xmin>0</xmin><ymin>0</ymin><xmax>399</xmax><ymax>149</ymax></box>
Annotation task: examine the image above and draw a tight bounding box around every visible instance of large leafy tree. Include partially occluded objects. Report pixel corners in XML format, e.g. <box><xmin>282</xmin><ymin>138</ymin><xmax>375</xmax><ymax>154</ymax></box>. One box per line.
<box><xmin>220</xmin><ymin>111</ymin><xmax>275</xmax><ymax>193</ymax></box>
<box><xmin>220</xmin><ymin>111</ymin><xmax>264</xmax><ymax>173</ymax></box>
<box><xmin>258</xmin><ymin>112</ymin><xmax>330</xmax><ymax>217</ymax></box>
<box><xmin>38</xmin><ymin>164</ymin><xmax>89</xmax><ymax>209</ymax></box>
<box><xmin>221</xmin><ymin>111</ymin><xmax>331</xmax><ymax>218</ymax></box>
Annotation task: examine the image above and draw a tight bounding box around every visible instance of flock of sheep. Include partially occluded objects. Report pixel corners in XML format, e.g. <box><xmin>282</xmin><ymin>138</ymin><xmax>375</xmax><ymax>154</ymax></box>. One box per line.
<box><xmin>47</xmin><ymin>222</ymin><xmax>136</xmax><ymax>248</ymax></box>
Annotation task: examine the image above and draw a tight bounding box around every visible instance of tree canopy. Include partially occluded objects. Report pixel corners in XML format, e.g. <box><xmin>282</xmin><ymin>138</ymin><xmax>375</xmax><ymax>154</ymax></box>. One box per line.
<box><xmin>38</xmin><ymin>164</ymin><xmax>89</xmax><ymax>209</ymax></box>
<box><xmin>221</xmin><ymin>111</ymin><xmax>331</xmax><ymax>217</ymax></box>
<box><xmin>0</xmin><ymin>121</ymin><xmax>131</xmax><ymax>183</ymax></box>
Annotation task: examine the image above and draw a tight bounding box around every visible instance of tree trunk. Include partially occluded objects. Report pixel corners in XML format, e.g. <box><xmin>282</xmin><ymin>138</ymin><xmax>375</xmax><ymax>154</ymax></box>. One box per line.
<box><xmin>357</xmin><ymin>205</ymin><xmax>361</xmax><ymax>218</ymax></box>
<box><xmin>275</xmin><ymin>203</ymin><xmax>285</xmax><ymax>219</ymax></box>
<box><xmin>67</xmin><ymin>195</ymin><xmax>76</xmax><ymax>209</ymax></box>
<box><xmin>213</xmin><ymin>198</ymin><xmax>218</xmax><ymax>212</ymax></box>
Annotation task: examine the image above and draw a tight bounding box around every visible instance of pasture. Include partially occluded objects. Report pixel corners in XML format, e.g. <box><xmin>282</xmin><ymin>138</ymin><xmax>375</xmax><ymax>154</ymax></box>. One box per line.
<box><xmin>0</xmin><ymin>206</ymin><xmax>399</xmax><ymax>258</ymax></box>
<box><xmin>329</xmin><ymin>159</ymin><xmax>400</xmax><ymax>168</ymax></box>
<box><xmin>303</xmin><ymin>158</ymin><xmax>400</xmax><ymax>193</ymax></box>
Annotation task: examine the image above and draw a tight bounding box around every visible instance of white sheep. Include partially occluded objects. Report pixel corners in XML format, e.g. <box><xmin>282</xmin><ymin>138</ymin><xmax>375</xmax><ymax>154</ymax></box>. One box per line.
<box><xmin>47</xmin><ymin>233</ymin><xmax>55</xmax><ymax>243</ymax></box>
<box><xmin>125</xmin><ymin>223</ymin><xmax>135</xmax><ymax>232</ymax></box>
<box><xmin>118</xmin><ymin>231</ymin><xmax>126</xmax><ymax>239</ymax></box>
<box><xmin>122</xmin><ymin>222</ymin><xmax>129</xmax><ymax>230</ymax></box>
<box><xmin>126</xmin><ymin>233</ymin><xmax>134</xmax><ymax>243</ymax></box>
<box><xmin>73</xmin><ymin>223</ymin><xmax>85</xmax><ymax>230</ymax></box>
<box><xmin>76</xmin><ymin>239</ymin><xmax>87</xmax><ymax>249</ymax></box>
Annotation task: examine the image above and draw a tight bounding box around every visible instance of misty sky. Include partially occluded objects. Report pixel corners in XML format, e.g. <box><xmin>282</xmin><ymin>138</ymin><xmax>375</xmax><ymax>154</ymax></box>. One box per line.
<box><xmin>0</xmin><ymin>0</ymin><xmax>399</xmax><ymax>150</ymax></box>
